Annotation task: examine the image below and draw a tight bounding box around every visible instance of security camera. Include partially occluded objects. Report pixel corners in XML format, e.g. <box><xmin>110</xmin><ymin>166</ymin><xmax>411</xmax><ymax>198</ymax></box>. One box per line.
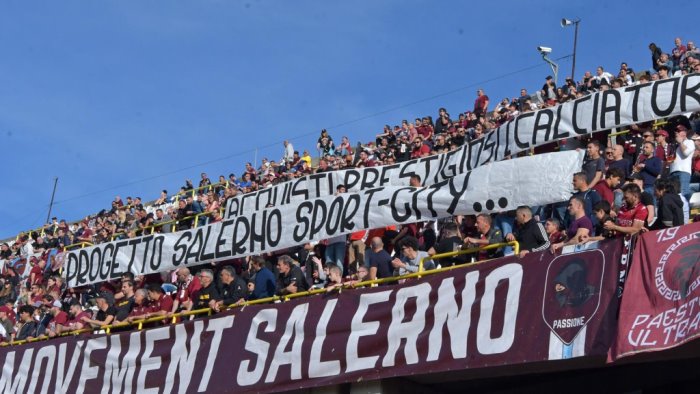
<box><xmin>537</xmin><ymin>46</ymin><xmax>552</xmax><ymax>54</ymax></box>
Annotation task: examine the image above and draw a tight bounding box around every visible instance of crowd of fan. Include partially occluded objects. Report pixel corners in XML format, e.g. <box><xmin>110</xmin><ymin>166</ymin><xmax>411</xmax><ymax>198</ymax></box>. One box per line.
<box><xmin>1</xmin><ymin>37</ymin><xmax>700</xmax><ymax>344</ymax></box>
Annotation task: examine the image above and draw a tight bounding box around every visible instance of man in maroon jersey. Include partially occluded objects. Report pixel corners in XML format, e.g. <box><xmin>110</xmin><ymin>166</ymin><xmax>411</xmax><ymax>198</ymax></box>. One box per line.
<box><xmin>604</xmin><ymin>183</ymin><xmax>648</xmax><ymax>236</ymax></box>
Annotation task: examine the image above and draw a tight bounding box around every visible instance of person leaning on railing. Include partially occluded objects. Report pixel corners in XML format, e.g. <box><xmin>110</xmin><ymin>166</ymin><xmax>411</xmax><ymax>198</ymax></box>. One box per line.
<box><xmin>212</xmin><ymin>266</ymin><xmax>247</xmax><ymax>311</ymax></box>
<box><xmin>464</xmin><ymin>214</ymin><xmax>505</xmax><ymax>260</ymax></box>
<box><xmin>13</xmin><ymin>305</ymin><xmax>37</xmax><ymax>342</ymax></box>
<box><xmin>505</xmin><ymin>206</ymin><xmax>550</xmax><ymax>259</ymax></box>
<box><xmin>192</xmin><ymin>269</ymin><xmax>221</xmax><ymax>313</ymax></box>
<box><xmin>550</xmin><ymin>197</ymin><xmax>593</xmax><ymax>253</ymax></box>
<box><xmin>81</xmin><ymin>292</ymin><xmax>116</xmax><ymax>329</ymax></box>
<box><xmin>603</xmin><ymin>183</ymin><xmax>648</xmax><ymax>237</ymax></box>
<box><xmin>275</xmin><ymin>255</ymin><xmax>309</xmax><ymax>296</ymax></box>
<box><xmin>392</xmin><ymin>236</ymin><xmax>434</xmax><ymax>275</ymax></box>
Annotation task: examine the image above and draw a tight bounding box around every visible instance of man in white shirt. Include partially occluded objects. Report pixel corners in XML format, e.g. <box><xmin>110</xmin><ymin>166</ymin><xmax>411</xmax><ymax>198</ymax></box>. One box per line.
<box><xmin>282</xmin><ymin>140</ymin><xmax>294</xmax><ymax>164</ymax></box>
<box><xmin>594</xmin><ymin>66</ymin><xmax>614</xmax><ymax>88</ymax></box>
<box><xmin>670</xmin><ymin>125</ymin><xmax>695</xmax><ymax>201</ymax></box>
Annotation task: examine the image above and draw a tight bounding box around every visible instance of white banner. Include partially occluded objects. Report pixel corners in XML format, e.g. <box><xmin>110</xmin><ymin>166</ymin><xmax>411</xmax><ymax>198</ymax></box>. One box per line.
<box><xmin>64</xmin><ymin>151</ymin><xmax>583</xmax><ymax>287</ymax></box>
<box><xmin>226</xmin><ymin>74</ymin><xmax>700</xmax><ymax>218</ymax></box>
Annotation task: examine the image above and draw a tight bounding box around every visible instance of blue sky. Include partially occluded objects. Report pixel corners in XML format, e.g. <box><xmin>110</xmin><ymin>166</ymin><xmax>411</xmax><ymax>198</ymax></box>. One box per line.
<box><xmin>0</xmin><ymin>0</ymin><xmax>697</xmax><ymax>238</ymax></box>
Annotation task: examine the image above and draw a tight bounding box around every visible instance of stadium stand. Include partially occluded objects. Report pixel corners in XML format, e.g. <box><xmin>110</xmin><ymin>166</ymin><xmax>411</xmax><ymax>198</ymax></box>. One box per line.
<box><xmin>1</xmin><ymin>36</ymin><xmax>699</xmax><ymax>347</ymax></box>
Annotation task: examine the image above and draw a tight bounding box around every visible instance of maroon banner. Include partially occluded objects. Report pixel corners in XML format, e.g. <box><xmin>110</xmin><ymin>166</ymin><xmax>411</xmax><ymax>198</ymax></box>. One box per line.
<box><xmin>610</xmin><ymin>222</ymin><xmax>700</xmax><ymax>361</ymax></box>
<box><xmin>0</xmin><ymin>241</ymin><xmax>622</xmax><ymax>393</ymax></box>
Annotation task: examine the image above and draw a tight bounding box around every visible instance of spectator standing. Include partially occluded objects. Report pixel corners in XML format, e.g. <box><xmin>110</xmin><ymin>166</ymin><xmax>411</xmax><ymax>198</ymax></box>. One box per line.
<box><xmin>592</xmin><ymin>168</ymin><xmax>625</xmax><ymax>208</ymax></box>
<box><xmin>583</xmin><ymin>141</ymin><xmax>606</xmax><ymax>186</ymax></box>
<box><xmin>670</xmin><ymin>125</ymin><xmax>695</xmax><ymax>201</ymax></box>
<box><xmin>650</xmin><ymin>178</ymin><xmax>684</xmax><ymax>230</ymax></box>
<box><xmin>541</xmin><ymin>76</ymin><xmax>557</xmax><ymax>104</ymax></box>
<box><xmin>506</xmin><ymin>206</ymin><xmax>550</xmax><ymax>258</ymax></box>
<box><xmin>649</xmin><ymin>43</ymin><xmax>663</xmax><ymax>71</ymax></box>
<box><xmin>428</xmin><ymin>222</ymin><xmax>464</xmax><ymax>267</ymax></box>
<box><xmin>114</xmin><ymin>281</ymin><xmax>135</xmax><ymax>322</ymax></box>
<box><xmin>172</xmin><ymin>268</ymin><xmax>201</xmax><ymax>313</ymax></box>
<box><xmin>608</xmin><ymin>145</ymin><xmax>631</xmax><ymax>179</ymax></box>
<box><xmin>633</xmin><ymin>141</ymin><xmax>663</xmax><ymax>197</ymax></box>
<box><xmin>516</xmin><ymin>89</ymin><xmax>530</xmax><ymax>112</ymax></box>
<box><xmin>365</xmin><ymin>237</ymin><xmax>393</xmax><ymax>280</ymax></box>
<box><xmin>572</xmin><ymin>172</ymin><xmax>602</xmax><ymax>222</ymax></box>
<box><xmin>551</xmin><ymin>197</ymin><xmax>593</xmax><ymax>252</ymax></box>
<box><xmin>593</xmin><ymin>66</ymin><xmax>614</xmax><ymax>87</ymax></box>
<box><xmin>473</xmin><ymin>89</ymin><xmax>489</xmax><ymax>118</ymax></box>
<box><xmin>282</xmin><ymin>140</ymin><xmax>295</xmax><ymax>164</ymax></box>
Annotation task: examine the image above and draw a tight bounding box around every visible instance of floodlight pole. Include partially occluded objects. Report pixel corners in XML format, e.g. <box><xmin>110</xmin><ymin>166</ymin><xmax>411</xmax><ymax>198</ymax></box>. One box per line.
<box><xmin>561</xmin><ymin>18</ymin><xmax>581</xmax><ymax>80</ymax></box>
<box><xmin>46</xmin><ymin>177</ymin><xmax>58</xmax><ymax>224</ymax></box>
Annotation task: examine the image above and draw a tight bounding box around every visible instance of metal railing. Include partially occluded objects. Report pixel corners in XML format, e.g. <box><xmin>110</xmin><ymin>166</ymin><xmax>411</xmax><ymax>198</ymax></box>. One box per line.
<box><xmin>608</xmin><ymin>119</ymin><xmax>667</xmax><ymax>138</ymax></box>
<box><xmin>1</xmin><ymin>241</ymin><xmax>519</xmax><ymax>347</ymax></box>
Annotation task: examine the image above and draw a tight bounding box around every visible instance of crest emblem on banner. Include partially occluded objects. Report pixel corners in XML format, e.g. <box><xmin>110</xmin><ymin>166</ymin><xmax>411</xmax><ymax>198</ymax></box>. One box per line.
<box><xmin>542</xmin><ymin>249</ymin><xmax>605</xmax><ymax>344</ymax></box>
<box><xmin>653</xmin><ymin>228</ymin><xmax>700</xmax><ymax>301</ymax></box>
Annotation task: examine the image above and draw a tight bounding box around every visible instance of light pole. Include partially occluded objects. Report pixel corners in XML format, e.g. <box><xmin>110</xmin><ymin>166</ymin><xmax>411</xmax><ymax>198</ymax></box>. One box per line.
<box><xmin>561</xmin><ymin>18</ymin><xmax>580</xmax><ymax>80</ymax></box>
<box><xmin>537</xmin><ymin>46</ymin><xmax>559</xmax><ymax>86</ymax></box>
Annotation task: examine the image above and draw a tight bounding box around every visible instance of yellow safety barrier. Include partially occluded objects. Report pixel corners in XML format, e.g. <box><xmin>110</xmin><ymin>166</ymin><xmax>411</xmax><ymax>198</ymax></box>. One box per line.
<box><xmin>608</xmin><ymin>119</ymin><xmax>667</xmax><ymax>138</ymax></box>
<box><xmin>1</xmin><ymin>241</ymin><xmax>524</xmax><ymax>347</ymax></box>
<box><xmin>107</xmin><ymin>207</ymin><xmax>225</xmax><ymax>243</ymax></box>
<box><xmin>419</xmin><ymin>241</ymin><xmax>520</xmax><ymax>272</ymax></box>
<box><xmin>63</xmin><ymin>241</ymin><xmax>94</xmax><ymax>251</ymax></box>
<box><xmin>172</xmin><ymin>181</ymin><xmax>228</xmax><ymax>204</ymax></box>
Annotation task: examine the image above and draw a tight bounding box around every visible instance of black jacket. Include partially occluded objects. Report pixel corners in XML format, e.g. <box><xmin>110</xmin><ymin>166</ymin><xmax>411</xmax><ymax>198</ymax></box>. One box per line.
<box><xmin>220</xmin><ymin>277</ymin><xmax>247</xmax><ymax>305</ymax></box>
<box><xmin>514</xmin><ymin>219</ymin><xmax>550</xmax><ymax>253</ymax></box>
<box><xmin>194</xmin><ymin>283</ymin><xmax>221</xmax><ymax>310</ymax></box>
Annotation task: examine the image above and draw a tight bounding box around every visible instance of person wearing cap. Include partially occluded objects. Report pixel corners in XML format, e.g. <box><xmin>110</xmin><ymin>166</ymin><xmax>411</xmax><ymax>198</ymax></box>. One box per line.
<box><xmin>654</xmin><ymin>129</ymin><xmax>673</xmax><ymax>173</ymax></box>
<box><xmin>46</xmin><ymin>299</ymin><xmax>69</xmax><ymax>337</ymax></box>
<box><xmin>34</xmin><ymin>295</ymin><xmax>57</xmax><ymax>337</ymax></box>
<box><xmin>670</xmin><ymin>125</ymin><xmax>696</xmax><ymax>201</ymax></box>
<box><xmin>81</xmin><ymin>293</ymin><xmax>117</xmax><ymax>329</ymax></box>
<box><xmin>540</xmin><ymin>77</ymin><xmax>556</xmax><ymax>105</ymax></box>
